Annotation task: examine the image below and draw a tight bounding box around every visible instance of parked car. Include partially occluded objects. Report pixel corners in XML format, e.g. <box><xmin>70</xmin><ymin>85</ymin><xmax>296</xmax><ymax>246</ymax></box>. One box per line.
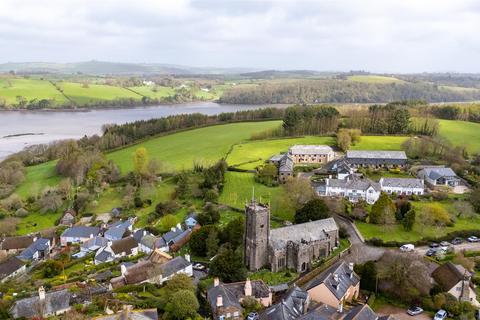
<box><xmin>193</xmin><ymin>263</ymin><xmax>206</xmax><ymax>271</ymax></box>
<box><xmin>440</xmin><ymin>241</ymin><xmax>450</xmax><ymax>247</ymax></box>
<box><xmin>407</xmin><ymin>306</ymin><xmax>424</xmax><ymax>316</ymax></box>
<box><xmin>247</xmin><ymin>312</ymin><xmax>259</xmax><ymax>320</ymax></box>
<box><xmin>429</xmin><ymin>242</ymin><xmax>440</xmax><ymax>248</ymax></box>
<box><xmin>400</xmin><ymin>244</ymin><xmax>415</xmax><ymax>252</ymax></box>
<box><xmin>426</xmin><ymin>248</ymin><xmax>436</xmax><ymax>257</ymax></box>
<box><xmin>452</xmin><ymin>237</ymin><xmax>463</xmax><ymax>245</ymax></box>
<box><xmin>434</xmin><ymin>309</ymin><xmax>447</xmax><ymax>320</ymax></box>
<box><xmin>468</xmin><ymin>236</ymin><xmax>479</xmax><ymax>243</ymax></box>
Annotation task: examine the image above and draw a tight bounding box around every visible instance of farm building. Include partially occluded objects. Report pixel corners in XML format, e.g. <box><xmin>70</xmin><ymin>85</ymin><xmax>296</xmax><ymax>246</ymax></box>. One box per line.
<box><xmin>345</xmin><ymin>150</ymin><xmax>407</xmax><ymax>168</ymax></box>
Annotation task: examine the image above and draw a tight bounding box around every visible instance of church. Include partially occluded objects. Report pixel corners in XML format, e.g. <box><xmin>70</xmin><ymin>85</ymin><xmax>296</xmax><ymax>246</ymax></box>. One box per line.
<box><xmin>244</xmin><ymin>201</ymin><xmax>339</xmax><ymax>273</ymax></box>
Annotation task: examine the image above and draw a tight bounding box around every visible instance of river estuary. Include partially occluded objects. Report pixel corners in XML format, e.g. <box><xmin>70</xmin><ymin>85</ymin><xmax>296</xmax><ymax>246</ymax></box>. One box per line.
<box><xmin>0</xmin><ymin>102</ymin><xmax>266</xmax><ymax>159</ymax></box>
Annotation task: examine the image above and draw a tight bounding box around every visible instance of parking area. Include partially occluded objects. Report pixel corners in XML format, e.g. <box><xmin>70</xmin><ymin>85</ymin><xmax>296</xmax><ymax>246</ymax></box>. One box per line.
<box><xmin>377</xmin><ymin>306</ymin><xmax>431</xmax><ymax>320</ymax></box>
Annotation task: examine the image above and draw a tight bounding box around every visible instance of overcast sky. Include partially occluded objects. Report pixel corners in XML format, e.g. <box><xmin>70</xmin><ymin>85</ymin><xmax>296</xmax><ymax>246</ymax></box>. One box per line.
<box><xmin>0</xmin><ymin>0</ymin><xmax>479</xmax><ymax>73</ymax></box>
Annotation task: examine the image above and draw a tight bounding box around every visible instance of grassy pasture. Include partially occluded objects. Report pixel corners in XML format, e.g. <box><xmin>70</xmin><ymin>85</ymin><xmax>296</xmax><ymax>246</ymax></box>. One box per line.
<box><xmin>16</xmin><ymin>211</ymin><xmax>62</xmax><ymax>235</ymax></box>
<box><xmin>16</xmin><ymin>161</ymin><xmax>61</xmax><ymax>198</ymax></box>
<box><xmin>106</xmin><ymin>121</ymin><xmax>282</xmax><ymax>173</ymax></box>
<box><xmin>0</xmin><ymin>78</ymin><xmax>68</xmax><ymax>106</ymax></box>
<box><xmin>346</xmin><ymin>75</ymin><xmax>405</xmax><ymax>84</ymax></box>
<box><xmin>57</xmin><ymin>82</ymin><xmax>142</xmax><ymax>105</ymax></box>
<box><xmin>219</xmin><ymin>171</ymin><xmax>294</xmax><ymax>221</ymax></box>
<box><xmin>437</xmin><ymin>119</ymin><xmax>480</xmax><ymax>154</ymax></box>
<box><xmin>128</xmin><ymin>86</ymin><xmax>176</xmax><ymax>99</ymax></box>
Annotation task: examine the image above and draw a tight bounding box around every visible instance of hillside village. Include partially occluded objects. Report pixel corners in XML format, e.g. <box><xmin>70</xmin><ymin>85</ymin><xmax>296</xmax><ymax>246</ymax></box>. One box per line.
<box><xmin>1</xmin><ymin>102</ymin><xmax>480</xmax><ymax>320</ymax></box>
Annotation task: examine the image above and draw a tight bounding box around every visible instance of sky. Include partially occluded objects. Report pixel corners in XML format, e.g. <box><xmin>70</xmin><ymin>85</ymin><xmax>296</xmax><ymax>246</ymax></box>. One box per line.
<box><xmin>0</xmin><ymin>0</ymin><xmax>479</xmax><ymax>73</ymax></box>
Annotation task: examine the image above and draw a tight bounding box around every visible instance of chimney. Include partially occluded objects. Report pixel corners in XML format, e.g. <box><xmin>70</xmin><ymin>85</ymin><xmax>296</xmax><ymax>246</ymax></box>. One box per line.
<box><xmin>348</xmin><ymin>263</ymin><xmax>354</xmax><ymax>271</ymax></box>
<box><xmin>143</xmin><ymin>230</ymin><xmax>147</xmax><ymax>236</ymax></box>
<box><xmin>90</xmin><ymin>233</ymin><xmax>94</xmax><ymax>238</ymax></box>
<box><xmin>176</xmin><ymin>223</ymin><xmax>182</xmax><ymax>230</ymax></box>
<box><xmin>244</xmin><ymin>278</ymin><xmax>252</xmax><ymax>297</ymax></box>
<box><xmin>214</xmin><ymin>277</ymin><xmax>220</xmax><ymax>287</ymax></box>
<box><xmin>120</xmin><ymin>264</ymin><xmax>128</xmax><ymax>275</ymax></box>
<box><xmin>38</xmin><ymin>286</ymin><xmax>46</xmax><ymax>301</ymax></box>
<box><xmin>171</xmin><ymin>227</ymin><xmax>176</xmax><ymax>232</ymax></box>
<box><xmin>337</xmin><ymin>301</ymin><xmax>343</xmax><ymax>313</ymax></box>
<box><xmin>185</xmin><ymin>254</ymin><xmax>190</xmax><ymax>262</ymax></box>
<box><xmin>216</xmin><ymin>295</ymin><xmax>223</xmax><ymax>307</ymax></box>
<box><xmin>333</xmin><ymin>273</ymin><xmax>339</xmax><ymax>282</ymax></box>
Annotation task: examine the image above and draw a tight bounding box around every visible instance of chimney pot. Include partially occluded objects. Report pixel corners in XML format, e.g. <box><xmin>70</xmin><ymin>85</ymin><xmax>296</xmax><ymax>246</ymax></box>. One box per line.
<box><xmin>244</xmin><ymin>278</ymin><xmax>252</xmax><ymax>297</ymax></box>
<box><xmin>185</xmin><ymin>254</ymin><xmax>190</xmax><ymax>262</ymax></box>
<box><xmin>216</xmin><ymin>295</ymin><xmax>223</xmax><ymax>307</ymax></box>
<box><xmin>214</xmin><ymin>277</ymin><xmax>220</xmax><ymax>287</ymax></box>
<box><xmin>38</xmin><ymin>286</ymin><xmax>46</xmax><ymax>301</ymax></box>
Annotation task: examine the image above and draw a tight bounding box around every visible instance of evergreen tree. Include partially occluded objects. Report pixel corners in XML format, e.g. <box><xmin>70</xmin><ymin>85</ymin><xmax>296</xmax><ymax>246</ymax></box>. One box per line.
<box><xmin>369</xmin><ymin>192</ymin><xmax>396</xmax><ymax>225</ymax></box>
<box><xmin>209</xmin><ymin>245</ymin><xmax>247</xmax><ymax>282</ymax></box>
<box><xmin>295</xmin><ymin>198</ymin><xmax>330</xmax><ymax>224</ymax></box>
<box><xmin>402</xmin><ymin>209</ymin><xmax>416</xmax><ymax>231</ymax></box>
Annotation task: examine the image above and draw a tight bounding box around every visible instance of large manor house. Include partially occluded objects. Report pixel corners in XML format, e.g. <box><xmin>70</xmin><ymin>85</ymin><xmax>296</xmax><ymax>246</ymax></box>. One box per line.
<box><xmin>244</xmin><ymin>201</ymin><xmax>339</xmax><ymax>273</ymax></box>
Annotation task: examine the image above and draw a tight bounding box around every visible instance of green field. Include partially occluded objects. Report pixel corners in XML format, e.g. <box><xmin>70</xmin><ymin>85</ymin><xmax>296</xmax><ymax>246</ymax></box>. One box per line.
<box><xmin>0</xmin><ymin>78</ymin><xmax>68</xmax><ymax>106</ymax></box>
<box><xmin>16</xmin><ymin>161</ymin><xmax>61</xmax><ymax>198</ymax></box>
<box><xmin>129</xmin><ymin>86</ymin><xmax>176</xmax><ymax>99</ymax></box>
<box><xmin>106</xmin><ymin>121</ymin><xmax>282</xmax><ymax>173</ymax></box>
<box><xmin>57</xmin><ymin>82</ymin><xmax>142</xmax><ymax>105</ymax></box>
<box><xmin>227</xmin><ymin>135</ymin><xmax>407</xmax><ymax>170</ymax></box>
<box><xmin>437</xmin><ymin>119</ymin><xmax>480</xmax><ymax>154</ymax></box>
<box><xmin>347</xmin><ymin>75</ymin><xmax>405</xmax><ymax>84</ymax></box>
<box><xmin>16</xmin><ymin>211</ymin><xmax>62</xmax><ymax>235</ymax></box>
<box><xmin>219</xmin><ymin>171</ymin><xmax>294</xmax><ymax>221</ymax></box>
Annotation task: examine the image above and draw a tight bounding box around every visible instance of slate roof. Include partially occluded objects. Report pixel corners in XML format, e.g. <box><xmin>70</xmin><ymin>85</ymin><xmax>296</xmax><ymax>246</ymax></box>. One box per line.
<box><xmin>299</xmin><ymin>304</ymin><xmax>381</xmax><ymax>320</ymax></box>
<box><xmin>157</xmin><ymin>256</ymin><xmax>191</xmax><ymax>278</ymax></box>
<box><xmin>111</xmin><ymin>237</ymin><xmax>138</xmax><ymax>255</ymax></box>
<box><xmin>0</xmin><ymin>256</ymin><xmax>24</xmax><ymax>280</ymax></box>
<box><xmin>380</xmin><ymin>177</ymin><xmax>424</xmax><ymax>189</ymax></box>
<box><xmin>420</xmin><ymin>167</ymin><xmax>459</xmax><ymax>180</ymax></box>
<box><xmin>93</xmin><ymin>308</ymin><xmax>159</xmax><ymax>320</ymax></box>
<box><xmin>162</xmin><ymin>228</ymin><xmax>184</xmax><ymax>244</ymax></box>
<box><xmin>17</xmin><ymin>238</ymin><xmax>50</xmax><ymax>260</ymax></box>
<box><xmin>261</xmin><ymin>285</ymin><xmax>308</xmax><ymax>320</ymax></box>
<box><xmin>326</xmin><ymin>176</ymin><xmax>381</xmax><ymax>192</ymax></box>
<box><xmin>105</xmin><ymin>227</ymin><xmax>129</xmax><ymax>241</ymax></box>
<box><xmin>140</xmin><ymin>234</ymin><xmax>158</xmax><ymax>249</ymax></box>
<box><xmin>0</xmin><ymin>236</ymin><xmax>34</xmax><ymax>250</ymax></box>
<box><xmin>305</xmin><ymin>261</ymin><xmax>360</xmax><ymax>300</ymax></box>
<box><xmin>269</xmin><ymin>154</ymin><xmax>286</xmax><ymax>162</ymax></box>
<box><xmin>343</xmin><ymin>304</ymin><xmax>379</xmax><ymax>320</ymax></box>
<box><xmin>95</xmin><ymin>249</ymin><xmax>115</xmax><ymax>263</ymax></box>
<box><xmin>61</xmin><ymin>226</ymin><xmax>101</xmax><ymax>239</ymax></box>
<box><xmin>208</xmin><ymin>282</ymin><xmax>242</xmax><ymax>310</ymax></box>
<box><xmin>10</xmin><ymin>289</ymin><xmax>71</xmax><ymax>318</ymax></box>
<box><xmin>324</xmin><ymin>158</ymin><xmax>352</xmax><ymax>174</ymax></box>
<box><xmin>81</xmin><ymin>236</ymin><xmax>108</xmax><ymax>251</ymax></box>
<box><xmin>279</xmin><ymin>154</ymin><xmax>294</xmax><ymax>173</ymax></box>
<box><xmin>269</xmin><ymin>218</ymin><xmax>338</xmax><ymax>250</ymax></box>
<box><xmin>432</xmin><ymin>262</ymin><xmax>472</xmax><ymax>291</ymax></box>
<box><xmin>133</xmin><ymin>229</ymin><xmax>149</xmax><ymax>242</ymax></box>
<box><xmin>289</xmin><ymin>145</ymin><xmax>334</xmax><ymax>155</ymax></box>
<box><xmin>346</xmin><ymin>150</ymin><xmax>407</xmax><ymax>160</ymax></box>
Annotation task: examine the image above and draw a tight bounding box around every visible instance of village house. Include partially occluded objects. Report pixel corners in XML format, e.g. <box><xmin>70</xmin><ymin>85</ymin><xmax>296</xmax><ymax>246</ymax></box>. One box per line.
<box><xmin>17</xmin><ymin>238</ymin><xmax>51</xmax><ymax>261</ymax></box>
<box><xmin>324</xmin><ymin>158</ymin><xmax>355</xmax><ymax>180</ymax></box>
<box><xmin>10</xmin><ymin>286</ymin><xmax>71</xmax><ymax>319</ymax></box>
<box><xmin>289</xmin><ymin>145</ymin><xmax>335</xmax><ymax>164</ymax></box>
<box><xmin>345</xmin><ymin>150</ymin><xmax>408</xmax><ymax>168</ymax></box>
<box><xmin>260</xmin><ymin>285</ymin><xmax>310</xmax><ymax>320</ymax></box>
<box><xmin>110</xmin><ymin>254</ymin><xmax>192</xmax><ymax>289</ymax></box>
<box><xmin>323</xmin><ymin>175</ymin><xmax>381</xmax><ymax>204</ymax></box>
<box><xmin>305</xmin><ymin>261</ymin><xmax>360</xmax><ymax>308</ymax></box>
<box><xmin>432</xmin><ymin>262</ymin><xmax>480</xmax><ymax>307</ymax></box>
<box><xmin>94</xmin><ymin>236</ymin><xmax>139</xmax><ymax>265</ymax></box>
<box><xmin>379</xmin><ymin>177</ymin><xmax>425</xmax><ymax>195</ymax></box>
<box><xmin>58</xmin><ymin>208</ymin><xmax>76</xmax><ymax>226</ymax></box>
<box><xmin>139</xmin><ymin>234</ymin><xmax>159</xmax><ymax>254</ymax></box>
<box><xmin>418</xmin><ymin>167</ymin><xmax>460</xmax><ymax>188</ymax></box>
<box><xmin>0</xmin><ymin>256</ymin><xmax>26</xmax><ymax>283</ymax></box>
<box><xmin>104</xmin><ymin>218</ymin><xmax>135</xmax><ymax>241</ymax></box>
<box><xmin>300</xmin><ymin>303</ymin><xmax>392</xmax><ymax>320</ymax></box>
<box><xmin>60</xmin><ymin>226</ymin><xmax>101</xmax><ymax>246</ymax></box>
<box><xmin>244</xmin><ymin>201</ymin><xmax>339</xmax><ymax>273</ymax></box>
<box><xmin>0</xmin><ymin>235</ymin><xmax>35</xmax><ymax>259</ymax></box>
<box><xmin>207</xmin><ymin>278</ymin><xmax>272</xmax><ymax>320</ymax></box>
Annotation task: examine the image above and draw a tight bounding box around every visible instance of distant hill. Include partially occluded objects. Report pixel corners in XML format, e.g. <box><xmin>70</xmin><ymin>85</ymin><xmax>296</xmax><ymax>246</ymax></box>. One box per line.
<box><xmin>0</xmin><ymin>61</ymin><xmax>257</xmax><ymax>76</ymax></box>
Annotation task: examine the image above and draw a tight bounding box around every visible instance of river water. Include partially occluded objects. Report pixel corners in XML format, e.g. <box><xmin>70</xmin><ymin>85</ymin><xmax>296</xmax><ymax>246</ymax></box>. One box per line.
<box><xmin>0</xmin><ymin>102</ymin><xmax>266</xmax><ymax>159</ymax></box>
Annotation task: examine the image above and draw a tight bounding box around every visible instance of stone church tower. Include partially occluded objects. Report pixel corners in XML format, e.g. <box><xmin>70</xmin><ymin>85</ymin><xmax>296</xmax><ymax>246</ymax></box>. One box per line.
<box><xmin>244</xmin><ymin>201</ymin><xmax>270</xmax><ymax>271</ymax></box>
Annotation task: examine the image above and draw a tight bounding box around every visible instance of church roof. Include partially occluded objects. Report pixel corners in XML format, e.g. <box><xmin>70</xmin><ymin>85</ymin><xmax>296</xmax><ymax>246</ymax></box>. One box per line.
<box><xmin>269</xmin><ymin>217</ymin><xmax>338</xmax><ymax>250</ymax></box>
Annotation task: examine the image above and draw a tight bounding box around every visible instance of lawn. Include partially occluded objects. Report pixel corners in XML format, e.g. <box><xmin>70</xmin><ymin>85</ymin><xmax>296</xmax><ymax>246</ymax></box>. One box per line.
<box><xmin>106</xmin><ymin>121</ymin><xmax>282</xmax><ymax>174</ymax></box>
<box><xmin>57</xmin><ymin>82</ymin><xmax>142</xmax><ymax>105</ymax></box>
<box><xmin>219</xmin><ymin>171</ymin><xmax>294</xmax><ymax>221</ymax></box>
<box><xmin>16</xmin><ymin>211</ymin><xmax>62</xmax><ymax>235</ymax></box>
<box><xmin>0</xmin><ymin>78</ymin><xmax>68</xmax><ymax>106</ymax></box>
<box><xmin>250</xmin><ymin>269</ymin><xmax>298</xmax><ymax>285</ymax></box>
<box><xmin>226</xmin><ymin>135</ymin><xmax>407</xmax><ymax>170</ymax></box>
<box><xmin>86</xmin><ymin>187</ymin><xmax>124</xmax><ymax>214</ymax></box>
<box><xmin>437</xmin><ymin>119</ymin><xmax>480</xmax><ymax>154</ymax></box>
<box><xmin>128</xmin><ymin>86</ymin><xmax>176</xmax><ymax>99</ymax></box>
<box><xmin>16</xmin><ymin>161</ymin><xmax>61</xmax><ymax>198</ymax></box>
<box><xmin>356</xmin><ymin>200</ymin><xmax>480</xmax><ymax>243</ymax></box>
<box><xmin>346</xmin><ymin>75</ymin><xmax>406</xmax><ymax>84</ymax></box>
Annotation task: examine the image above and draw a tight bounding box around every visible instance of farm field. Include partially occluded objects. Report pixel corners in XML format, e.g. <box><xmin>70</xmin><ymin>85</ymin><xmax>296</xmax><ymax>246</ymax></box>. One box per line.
<box><xmin>16</xmin><ymin>161</ymin><xmax>61</xmax><ymax>198</ymax></box>
<box><xmin>16</xmin><ymin>211</ymin><xmax>62</xmax><ymax>235</ymax></box>
<box><xmin>128</xmin><ymin>86</ymin><xmax>176</xmax><ymax>99</ymax></box>
<box><xmin>346</xmin><ymin>75</ymin><xmax>405</xmax><ymax>84</ymax></box>
<box><xmin>106</xmin><ymin>120</ymin><xmax>282</xmax><ymax>173</ymax></box>
<box><xmin>0</xmin><ymin>78</ymin><xmax>68</xmax><ymax>106</ymax></box>
<box><xmin>227</xmin><ymin>135</ymin><xmax>407</xmax><ymax>170</ymax></box>
<box><xmin>437</xmin><ymin>119</ymin><xmax>480</xmax><ymax>154</ymax></box>
<box><xmin>57</xmin><ymin>82</ymin><xmax>142</xmax><ymax>105</ymax></box>
<box><xmin>218</xmin><ymin>171</ymin><xmax>294</xmax><ymax>221</ymax></box>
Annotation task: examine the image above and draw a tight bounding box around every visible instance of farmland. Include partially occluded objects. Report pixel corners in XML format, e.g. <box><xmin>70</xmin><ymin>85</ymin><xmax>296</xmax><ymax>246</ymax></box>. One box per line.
<box><xmin>0</xmin><ymin>78</ymin><xmax>68</xmax><ymax>106</ymax></box>
<box><xmin>56</xmin><ymin>82</ymin><xmax>142</xmax><ymax>105</ymax></box>
<box><xmin>437</xmin><ymin>119</ymin><xmax>480</xmax><ymax>154</ymax></box>
<box><xmin>346</xmin><ymin>75</ymin><xmax>406</xmax><ymax>84</ymax></box>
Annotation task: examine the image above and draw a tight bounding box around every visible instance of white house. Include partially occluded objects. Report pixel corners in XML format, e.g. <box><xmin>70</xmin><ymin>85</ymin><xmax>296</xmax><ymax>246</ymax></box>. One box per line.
<box><xmin>60</xmin><ymin>226</ymin><xmax>101</xmax><ymax>246</ymax></box>
<box><xmin>0</xmin><ymin>257</ymin><xmax>26</xmax><ymax>283</ymax></box>
<box><xmin>418</xmin><ymin>167</ymin><xmax>460</xmax><ymax>188</ymax></box>
<box><xmin>94</xmin><ymin>237</ymin><xmax>139</xmax><ymax>265</ymax></box>
<box><xmin>324</xmin><ymin>175</ymin><xmax>381</xmax><ymax>204</ymax></box>
<box><xmin>379</xmin><ymin>177</ymin><xmax>424</xmax><ymax>195</ymax></box>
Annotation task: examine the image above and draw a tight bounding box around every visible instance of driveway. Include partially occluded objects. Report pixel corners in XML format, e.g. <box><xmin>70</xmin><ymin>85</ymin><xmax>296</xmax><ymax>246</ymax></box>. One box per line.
<box><xmin>377</xmin><ymin>306</ymin><xmax>431</xmax><ymax>320</ymax></box>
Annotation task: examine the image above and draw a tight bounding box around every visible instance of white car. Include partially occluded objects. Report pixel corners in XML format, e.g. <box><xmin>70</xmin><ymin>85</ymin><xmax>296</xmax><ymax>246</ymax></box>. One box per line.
<box><xmin>468</xmin><ymin>236</ymin><xmax>479</xmax><ymax>243</ymax></box>
<box><xmin>407</xmin><ymin>306</ymin><xmax>424</xmax><ymax>316</ymax></box>
<box><xmin>400</xmin><ymin>244</ymin><xmax>415</xmax><ymax>252</ymax></box>
<box><xmin>434</xmin><ymin>309</ymin><xmax>447</xmax><ymax>320</ymax></box>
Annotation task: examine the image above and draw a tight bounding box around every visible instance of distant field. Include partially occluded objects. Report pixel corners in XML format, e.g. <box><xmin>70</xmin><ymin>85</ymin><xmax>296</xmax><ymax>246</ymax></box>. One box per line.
<box><xmin>227</xmin><ymin>135</ymin><xmax>407</xmax><ymax>170</ymax></box>
<box><xmin>106</xmin><ymin>121</ymin><xmax>282</xmax><ymax>173</ymax></box>
<box><xmin>0</xmin><ymin>78</ymin><xmax>68</xmax><ymax>106</ymax></box>
<box><xmin>129</xmin><ymin>86</ymin><xmax>176</xmax><ymax>99</ymax></box>
<box><xmin>347</xmin><ymin>75</ymin><xmax>405</xmax><ymax>84</ymax></box>
<box><xmin>219</xmin><ymin>171</ymin><xmax>294</xmax><ymax>221</ymax></box>
<box><xmin>439</xmin><ymin>85</ymin><xmax>480</xmax><ymax>93</ymax></box>
<box><xmin>437</xmin><ymin>119</ymin><xmax>480</xmax><ymax>154</ymax></box>
<box><xmin>57</xmin><ymin>82</ymin><xmax>142</xmax><ymax>105</ymax></box>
